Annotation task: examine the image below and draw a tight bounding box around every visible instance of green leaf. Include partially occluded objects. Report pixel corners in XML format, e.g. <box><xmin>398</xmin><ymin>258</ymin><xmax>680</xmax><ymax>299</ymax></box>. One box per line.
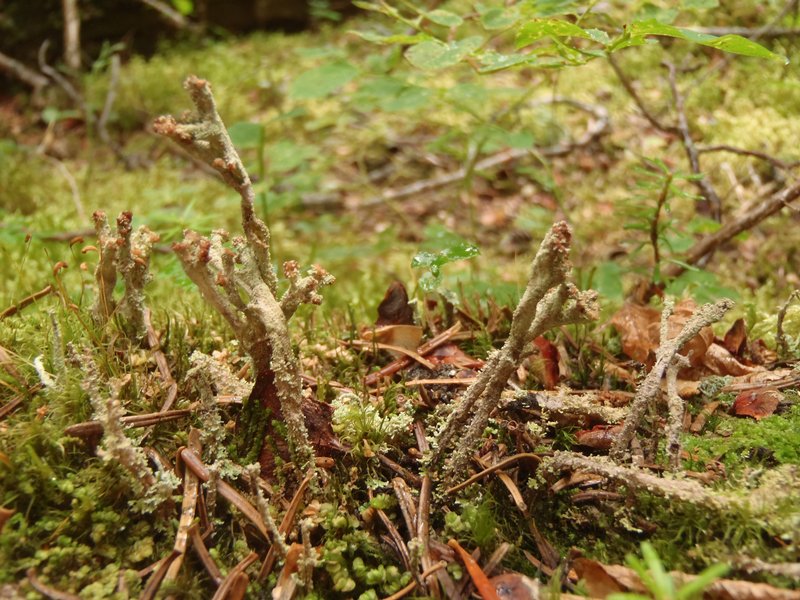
<box><xmin>411</xmin><ymin>242</ymin><xmax>480</xmax><ymax>276</ymax></box>
<box><xmin>636</xmin><ymin>2</ymin><xmax>678</xmax><ymax>24</ymax></box>
<box><xmin>426</xmin><ymin>9</ymin><xmax>463</xmax><ymax>27</ymax></box>
<box><xmin>265</xmin><ymin>140</ymin><xmax>317</xmax><ymax>173</ymax></box>
<box><xmin>290</xmin><ymin>61</ymin><xmax>359</xmax><ymax>99</ymax></box>
<box><xmin>528</xmin><ymin>0</ymin><xmax>579</xmax><ymax>17</ymax></box>
<box><xmin>227</xmin><ymin>121</ymin><xmax>264</xmax><ymax>150</ymax></box>
<box><xmin>350</xmin><ymin>31</ymin><xmax>431</xmax><ymax>45</ymax></box>
<box><xmin>626</xmin><ymin>20</ymin><xmax>788</xmax><ymax>63</ymax></box>
<box><xmin>682</xmin><ymin>0</ymin><xmax>719</xmax><ymax>8</ymax></box>
<box><xmin>479</xmin><ymin>6</ymin><xmax>520</xmax><ymax>30</ymax></box>
<box><xmin>171</xmin><ymin>0</ymin><xmax>193</xmax><ymax>16</ymax></box>
<box><xmin>404</xmin><ymin>36</ymin><xmax>484</xmax><ymax>70</ymax></box>
<box><xmin>477</xmin><ymin>51</ymin><xmax>532</xmax><ymax>72</ymax></box>
<box><xmin>516</xmin><ymin>19</ymin><xmax>593</xmax><ymax>48</ymax></box>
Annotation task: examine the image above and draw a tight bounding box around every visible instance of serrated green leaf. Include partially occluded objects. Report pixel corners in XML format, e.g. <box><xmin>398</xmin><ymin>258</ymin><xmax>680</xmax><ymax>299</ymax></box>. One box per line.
<box><xmin>516</xmin><ymin>19</ymin><xmax>593</xmax><ymax>48</ymax></box>
<box><xmin>426</xmin><ymin>9</ymin><xmax>463</xmax><ymax>27</ymax></box>
<box><xmin>227</xmin><ymin>121</ymin><xmax>264</xmax><ymax>149</ymax></box>
<box><xmin>626</xmin><ymin>20</ymin><xmax>788</xmax><ymax>63</ymax></box>
<box><xmin>290</xmin><ymin>61</ymin><xmax>359</xmax><ymax>99</ymax></box>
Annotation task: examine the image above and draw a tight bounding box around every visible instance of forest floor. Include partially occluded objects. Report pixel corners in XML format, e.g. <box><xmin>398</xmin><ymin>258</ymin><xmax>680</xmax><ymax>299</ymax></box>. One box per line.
<box><xmin>1</xmin><ymin>2</ymin><xmax>800</xmax><ymax>599</ymax></box>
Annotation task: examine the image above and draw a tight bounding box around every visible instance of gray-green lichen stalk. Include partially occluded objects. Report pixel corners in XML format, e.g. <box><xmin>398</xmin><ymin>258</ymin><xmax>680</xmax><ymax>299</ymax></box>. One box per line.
<box><xmin>153</xmin><ymin>76</ymin><xmax>335</xmax><ymax>472</ymax></box>
<box><xmin>433</xmin><ymin>221</ymin><xmax>599</xmax><ymax>483</ymax></box>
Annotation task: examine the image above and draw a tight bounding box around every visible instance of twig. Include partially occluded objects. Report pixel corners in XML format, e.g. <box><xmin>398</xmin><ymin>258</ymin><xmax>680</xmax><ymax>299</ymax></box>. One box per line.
<box><xmin>0</xmin><ymin>50</ymin><xmax>49</xmax><ymax>91</ymax></box>
<box><xmin>663</xmin><ymin>178</ymin><xmax>800</xmax><ymax>278</ymax></box>
<box><xmin>210</xmin><ymin>552</ymin><xmax>258</xmax><ymax>600</ymax></box>
<box><xmin>257</xmin><ymin>473</ymin><xmax>312</xmax><ymax>581</ymax></box>
<box><xmin>179</xmin><ymin>448</ymin><xmax>270</xmax><ymax>540</ymax></box>
<box><xmin>138</xmin><ymin>0</ymin><xmax>202</xmax><ymax>32</ymax></box>
<box><xmin>777</xmin><ymin>289</ymin><xmax>800</xmax><ymax>358</ymax></box>
<box><xmin>664</xmin><ymin>60</ymin><xmax>723</xmax><ymax>221</ymax></box>
<box><xmin>694</xmin><ymin>26</ymin><xmax>800</xmax><ymax>38</ymax></box>
<box><xmin>46</xmin><ymin>156</ymin><xmax>86</xmax><ymax>221</ymax></box>
<box><xmin>188</xmin><ymin>524</ymin><xmax>223</xmax><ymax>585</ymax></box>
<box><xmin>698</xmin><ymin>144</ymin><xmax>800</xmax><ymax>171</ymax></box>
<box><xmin>414</xmin><ymin>422</ymin><xmax>440</xmax><ymax>599</ymax></box>
<box><xmin>356</xmin><ymin>98</ymin><xmax>609</xmax><ymax>208</ymax></box>
<box><xmin>164</xmin><ymin>429</ymin><xmax>201</xmax><ymax>587</ymax></box>
<box><xmin>144</xmin><ymin>308</ymin><xmax>179</xmax><ymax>412</ymax></box>
<box><xmin>64</xmin><ymin>408</ymin><xmax>192</xmax><ymax>437</ymax></box>
<box><xmin>0</xmin><ymin>285</ymin><xmax>55</xmax><ymax>320</ymax></box>
<box><xmin>445</xmin><ymin>453</ymin><xmax>541</xmax><ymax>495</ymax></box>
<box><xmin>364</xmin><ymin>322</ymin><xmax>462</xmax><ymax>386</ymax></box>
<box><xmin>607</xmin><ymin>54</ymin><xmax>674</xmax><ymax>132</ymax></box>
<box><xmin>25</xmin><ymin>568</ymin><xmax>80</xmax><ymax>600</ymax></box>
<box><xmin>382</xmin><ymin>562</ymin><xmax>447</xmax><ymax>600</ymax></box>
<box><xmin>140</xmin><ymin>550</ymin><xmax>182</xmax><ymax>600</ymax></box>
<box><xmin>611</xmin><ymin>299</ymin><xmax>734</xmax><ymax>460</ymax></box>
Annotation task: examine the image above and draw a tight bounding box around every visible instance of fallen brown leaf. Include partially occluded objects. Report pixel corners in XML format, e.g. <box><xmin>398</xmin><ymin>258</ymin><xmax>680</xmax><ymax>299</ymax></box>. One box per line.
<box><xmin>533</xmin><ymin>336</ymin><xmax>560</xmax><ymax>390</ymax></box>
<box><xmin>575</xmin><ymin>425</ymin><xmax>623</xmax><ymax>451</ymax></box>
<box><xmin>723</xmin><ymin>318</ymin><xmax>748</xmax><ymax>356</ymax></box>
<box><xmin>732</xmin><ymin>389</ymin><xmax>782</xmax><ymax>420</ymax></box>
<box><xmin>376</xmin><ymin>281</ymin><xmax>415</xmax><ymax>326</ymax></box>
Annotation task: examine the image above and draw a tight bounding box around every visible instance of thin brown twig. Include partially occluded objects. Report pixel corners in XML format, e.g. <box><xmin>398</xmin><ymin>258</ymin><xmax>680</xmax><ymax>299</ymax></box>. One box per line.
<box><xmin>446</xmin><ymin>453</ymin><xmax>542</xmax><ymax>495</ymax></box>
<box><xmin>210</xmin><ymin>552</ymin><xmax>258</xmax><ymax>600</ymax></box>
<box><xmin>188</xmin><ymin>524</ymin><xmax>223</xmax><ymax>585</ymax></box>
<box><xmin>381</xmin><ymin>562</ymin><xmax>447</xmax><ymax>600</ymax></box>
<box><xmin>663</xmin><ymin>177</ymin><xmax>800</xmax><ymax>278</ymax></box>
<box><xmin>356</xmin><ymin>98</ymin><xmax>609</xmax><ymax>208</ymax></box>
<box><xmin>0</xmin><ymin>285</ymin><xmax>55</xmax><ymax>320</ymax></box>
<box><xmin>64</xmin><ymin>408</ymin><xmax>192</xmax><ymax>437</ymax></box>
<box><xmin>607</xmin><ymin>54</ymin><xmax>675</xmax><ymax>133</ymax></box>
<box><xmin>364</xmin><ymin>322</ymin><xmax>462</xmax><ymax>386</ymax></box>
<box><xmin>664</xmin><ymin>60</ymin><xmax>723</xmax><ymax>221</ymax></box>
<box><xmin>698</xmin><ymin>144</ymin><xmax>800</xmax><ymax>171</ymax></box>
<box><xmin>25</xmin><ymin>568</ymin><xmax>80</xmax><ymax>600</ymax></box>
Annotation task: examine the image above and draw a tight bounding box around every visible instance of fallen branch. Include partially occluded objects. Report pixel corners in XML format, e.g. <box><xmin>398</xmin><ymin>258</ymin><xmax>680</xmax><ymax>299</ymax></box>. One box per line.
<box><xmin>356</xmin><ymin>98</ymin><xmax>609</xmax><ymax>208</ymax></box>
<box><xmin>0</xmin><ymin>50</ymin><xmax>49</xmax><ymax>91</ymax></box>
<box><xmin>664</xmin><ymin>178</ymin><xmax>800</xmax><ymax>278</ymax></box>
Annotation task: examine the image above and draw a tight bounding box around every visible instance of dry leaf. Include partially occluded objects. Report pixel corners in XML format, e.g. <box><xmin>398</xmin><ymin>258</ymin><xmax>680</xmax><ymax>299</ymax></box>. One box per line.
<box><xmin>376</xmin><ymin>281</ymin><xmax>415</xmax><ymax>326</ymax></box>
<box><xmin>491</xmin><ymin>573</ymin><xmax>541</xmax><ymax>600</ymax></box>
<box><xmin>533</xmin><ymin>336</ymin><xmax>560</xmax><ymax>390</ymax></box>
<box><xmin>732</xmin><ymin>389</ymin><xmax>782</xmax><ymax>420</ymax></box>
<box><xmin>361</xmin><ymin>324</ymin><xmax>424</xmax><ymax>355</ymax></box>
<box><xmin>427</xmin><ymin>343</ymin><xmax>485</xmax><ymax>369</ymax></box>
<box><xmin>723</xmin><ymin>318</ymin><xmax>748</xmax><ymax>355</ymax></box>
<box><xmin>610</xmin><ymin>302</ymin><xmax>660</xmax><ymax>363</ymax></box>
<box><xmin>575</xmin><ymin>425</ymin><xmax>622</xmax><ymax>451</ymax></box>
<box><xmin>572</xmin><ymin>557</ymin><xmax>625</xmax><ymax>598</ymax></box>
<box><xmin>611</xmin><ymin>300</ymin><xmax>714</xmax><ymax>369</ymax></box>
<box><xmin>702</xmin><ymin>343</ymin><xmax>757</xmax><ymax>377</ymax></box>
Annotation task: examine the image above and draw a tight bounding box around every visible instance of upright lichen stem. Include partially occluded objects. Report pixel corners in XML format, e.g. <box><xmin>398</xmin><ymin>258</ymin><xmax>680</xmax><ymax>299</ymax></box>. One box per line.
<box><xmin>433</xmin><ymin>222</ymin><xmax>598</xmax><ymax>483</ymax></box>
<box><xmin>154</xmin><ymin>76</ymin><xmax>334</xmax><ymax>474</ymax></box>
